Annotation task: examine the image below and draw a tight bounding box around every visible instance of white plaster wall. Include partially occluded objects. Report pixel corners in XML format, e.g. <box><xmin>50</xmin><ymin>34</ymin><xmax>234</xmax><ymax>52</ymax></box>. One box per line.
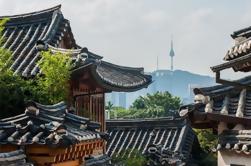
<box><xmin>218</xmin><ymin>151</ymin><xmax>251</xmax><ymax>166</ymax></box>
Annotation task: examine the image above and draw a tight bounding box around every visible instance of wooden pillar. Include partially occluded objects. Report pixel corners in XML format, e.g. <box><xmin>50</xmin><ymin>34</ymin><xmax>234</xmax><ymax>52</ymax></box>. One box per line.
<box><xmin>98</xmin><ymin>97</ymin><xmax>101</xmax><ymax>129</ymax></box>
<box><xmin>89</xmin><ymin>95</ymin><xmax>92</xmax><ymax>120</ymax></box>
<box><xmin>93</xmin><ymin>97</ymin><xmax>96</xmax><ymax>122</ymax></box>
<box><xmin>102</xmin><ymin>93</ymin><xmax>106</xmax><ymax>132</ymax></box>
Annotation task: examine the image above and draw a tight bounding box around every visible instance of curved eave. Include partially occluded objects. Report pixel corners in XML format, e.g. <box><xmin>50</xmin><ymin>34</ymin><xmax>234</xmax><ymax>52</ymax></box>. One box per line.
<box><xmin>101</xmin><ymin>61</ymin><xmax>144</xmax><ymax>72</ymax></box>
<box><xmin>90</xmin><ymin>64</ymin><xmax>152</xmax><ymax>92</ymax></box>
<box><xmin>0</xmin><ymin>5</ymin><xmax>61</xmax><ymax>19</ymax></box>
<box><xmin>231</xmin><ymin>26</ymin><xmax>251</xmax><ymax>39</ymax></box>
<box><xmin>71</xmin><ymin>61</ymin><xmax>152</xmax><ymax>92</ymax></box>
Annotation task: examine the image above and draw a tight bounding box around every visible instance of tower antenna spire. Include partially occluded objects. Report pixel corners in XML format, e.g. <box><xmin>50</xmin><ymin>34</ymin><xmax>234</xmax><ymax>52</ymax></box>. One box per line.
<box><xmin>169</xmin><ymin>35</ymin><xmax>175</xmax><ymax>71</ymax></box>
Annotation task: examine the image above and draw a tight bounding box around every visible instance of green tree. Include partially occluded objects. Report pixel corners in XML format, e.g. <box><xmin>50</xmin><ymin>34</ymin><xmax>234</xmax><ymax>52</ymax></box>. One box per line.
<box><xmin>132</xmin><ymin>96</ymin><xmax>146</xmax><ymax>109</ymax></box>
<box><xmin>131</xmin><ymin>91</ymin><xmax>181</xmax><ymax>117</ymax></box>
<box><xmin>194</xmin><ymin>129</ymin><xmax>217</xmax><ymax>153</ymax></box>
<box><xmin>193</xmin><ymin>129</ymin><xmax>217</xmax><ymax>166</ymax></box>
<box><xmin>0</xmin><ymin>18</ymin><xmax>72</xmax><ymax>118</ymax></box>
<box><xmin>105</xmin><ymin>101</ymin><xmax>114</xmax><ymax>119</ymax></box>
<box><xmin>0</xmin><ymin>18</ymin><xmax>28</xmax><ymax>118</ymax></box>
<box><xmin>109</xmin><ymin>92</ymin><xmax>181</xmax><ymax>119</ymax></box>
<box><xmin>36</xmin><ymin>50</ymin><xmax>72</xmax><ymax>104</ymax></box>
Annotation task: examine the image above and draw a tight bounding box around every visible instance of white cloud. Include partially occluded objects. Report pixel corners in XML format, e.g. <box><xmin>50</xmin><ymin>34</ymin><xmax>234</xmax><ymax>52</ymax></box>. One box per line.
<box><xmin>142</xmin><ymin>10</ymin><xmax>169</xmax><ymax>25</ymax></box>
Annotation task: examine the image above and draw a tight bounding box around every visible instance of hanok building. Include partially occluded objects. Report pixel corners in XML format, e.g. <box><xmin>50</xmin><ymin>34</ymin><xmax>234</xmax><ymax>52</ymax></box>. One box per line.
<box><xmin>0</xmin><ymin>5</ymin><xmax>151</xmax><ymax>166</ymax></box>
<box><xmin>106</xmin><ymin>117</ymin><xmax>202</xmax><ymax>166</ymax></box>
<box><xmin>0</xmin><ymin>101</ymin><xmax>106</xmax><ymax>166</ymax></box>
<box><xmin>179</xmin><ymin>25</ymin><xmax>251</xmax><ymax>166</ymax></box>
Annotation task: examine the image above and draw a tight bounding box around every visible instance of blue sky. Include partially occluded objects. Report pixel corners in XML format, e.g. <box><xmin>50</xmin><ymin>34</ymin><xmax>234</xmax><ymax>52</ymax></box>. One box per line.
<box><xmin>1</xmin><ymin>0</ymin><xmax>251</xmax><ymax>78</ymax></box>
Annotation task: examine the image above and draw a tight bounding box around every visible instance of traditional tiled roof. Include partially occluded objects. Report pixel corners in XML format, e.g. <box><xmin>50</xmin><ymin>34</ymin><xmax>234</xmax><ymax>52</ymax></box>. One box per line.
<box><xmin>0</xmin><ymin>101</ymin><xmax>104</xmax><ymax>147</ymax></box>
<box><xmin>224</xmin><ymin>39</ymin><xmax>251</xmax><ymax>62</ymax></box>
<box><xmin>217</xmin><ymin>130</ymin><xmax>251</xmax><ymax>154</ymax></box>
<box><xmin>81</xmin><ymin>60</ymin><xmax>151</xmax><ymax>92</ymax></box>
<box><xmin>1</xmin><ymin>5</ymin><xmax>77</xmax><ymax>77</ymax></box>
<box><xmin>52</xmin><ymin>45</ymin><xmax>152</xmax><ymax>92</ymax></box>
<box><xmin>179</xmin><ymin>76</ymin><xmax>251</xmax><ymax>127</ymax></box>
<box><xmin>225</xmin><ymin>26</ymin><xmax>251</xmax><ymax>61</ymax></box>
<box><xmin>178</xmin><ymin>75</ymin><xmax>251</xmax><ymax>155</ymax></box>
<box><xmin>0</xmin><ymin>150</ymin><xmax>33</xmax><ymax>166</ymax></box>
<box><xmin>231</xmin><ymin>26</ymin><xmax>251</xmax><ymax>39</ymax></box>
<box><xmin>106</xmin><ymin>117</ymin><xmax>197</xmax><ymax>165</ymax></box>
<box><xmin>221</xmin><ymin>26</ymin><xmax>251</xmax><ymax>72</ymax></box>
<box><xmin>1</xmin><ymin>6</ymin><xmax>152</xmax><ymax>91</ymax></box>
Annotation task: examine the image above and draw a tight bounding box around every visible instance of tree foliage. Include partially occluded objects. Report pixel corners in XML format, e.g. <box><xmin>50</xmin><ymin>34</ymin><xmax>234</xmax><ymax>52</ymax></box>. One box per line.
<box><xmin>193</xmin><ymin>129</ymin><xmax>217</xmax><ymax>165</ymax></box>
<box><xmin>0</xmin><ymin>18</ymin><xmax>72</xmax><ymax>118</ymax></box>
<box><xmin>130</xmin><ymin>91</ymin><xmax>181</xmax><ymax>117</ymax></box>
<box><xmin>0</xmin><ymin>18</ymin><xmax>27</xmax><ymax>118</ymax></box>
<box><xmin>0</xmin><ymin>72</ymin><xmax>28</xmax><ymax>118</ymax></box>
<box><xmin>108</xmin><ymin>91</ymin><xmax>181</xmax><ymax>119</ymax></box>
<box><xmin>194</xmin><ymin>129</ymin><xmax>217</xmax><ymax>153</ymax></box>
<box><xmin>35</xmin><ymin>51</ymin><xmax>72</xmax><ymax>104</ymax></box>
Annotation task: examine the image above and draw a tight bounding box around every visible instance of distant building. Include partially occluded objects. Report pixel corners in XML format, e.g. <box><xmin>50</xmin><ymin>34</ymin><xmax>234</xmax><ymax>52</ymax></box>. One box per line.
<box><xmin>106</xmin><ymin>69</ymin><xmax>215</xmax><ymax>108</ymax></box>
<box><xmin>106</xmin><ymin>38</ymin><xmax>215</xmax><ymax>108</ymax></box>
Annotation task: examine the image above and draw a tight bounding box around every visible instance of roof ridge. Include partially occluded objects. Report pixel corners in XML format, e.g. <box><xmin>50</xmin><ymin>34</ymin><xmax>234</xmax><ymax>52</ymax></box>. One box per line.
<box><xmin>0</xmin><ymin>5</ymin><xmax>61</xmax><ymax>19</ymax></box>
<box><xmin>40</xmin><ymin>7</ymin><xmax>63</xmax><ymax>43</ymax></box>
<box><xmin>232</xmin><ymin>25</ymin><xmax>251</xmax><ymax>39</ymax></box>
<box><xmin>101</xmin><ymin>60</ymin><xmax>144</xmax><ymax>72</ymax></box>
<box><xmin>106</xmin><ymin>117</ymin><xmax>181</xmax><ymax>122</ymax></box>
<box><xmin>106</xmin><ymin>117</ymin><xmax>185</xmax><ymax>128</ymax></box>
<box><xmin>48</xmin><ymin>44</ymin><xmax>82</xmax><ymax>54</ymax></box>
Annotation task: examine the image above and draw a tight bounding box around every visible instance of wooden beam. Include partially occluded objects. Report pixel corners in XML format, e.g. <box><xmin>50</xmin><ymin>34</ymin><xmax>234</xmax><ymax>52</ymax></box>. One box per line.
<box><xmin>0</xmin><ymin>145</ymin><xmax>18</xmax><ymax>152</ymax></box>
<box><xmin>26</xmin><ymin>145</ymin><xmax>65</xmax><ymax>156</ymax></box>
<box><xmin>215</xmin><ymin>71</ymin><xmax>251</xmax><ymax>89</ymax></box>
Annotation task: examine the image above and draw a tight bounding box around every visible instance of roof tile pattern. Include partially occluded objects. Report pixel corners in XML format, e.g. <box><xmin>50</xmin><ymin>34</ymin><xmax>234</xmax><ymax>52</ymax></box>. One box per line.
<box><xmin>224</xmin><ymin>39</ymin><xmax>251</xmax><ymax>61</ymax></box>
<box><xmin>1</xmin><ymin>5</ymin><xmax>76</xmax><ymax>77</ymax></box>
<box><xmin>106</xmin><ymin>118</ymin><xmax>195</xmax><ymax>165</ymax></box>
<box><xmin>217</xmin><ymin>130</ymin><xmax>251</xmax><ymax>154</ymax></box>
<box><xmin>180</xmin><ymin>76</ymin><xmax>251</xmax><ymax>120</ymax></box>
<box><xmin>0</xmin><ymin>101</ymin><xmax>102</xmax><ymax>147</ymax></box>
<box><xmin>0</xmin><ymin>150</ymin><xmax>32</xmax><ymax>166</ymax></box>
<box><xmin>1</xmin><ymin>6</ymin><xmax>152</xmax><ymax>91</ymax></box>
<box><xmin>179</xmin><ymin>76</ymin><xmax>251</xmax><ymax>155</ymax></box>
<box><xmin>96</xmin><ymin>61</ymin><xmax>149</xmax><ymax>88</ymax></box>
<box><xmin>224</xmin><ymin>25</ymin><xmax>251</xmax><ymax>71</ymax></box>
<box><xmin>70</xmin><ymin>50</ymin><xmax>152</xmax><ymax>91</ymax></box>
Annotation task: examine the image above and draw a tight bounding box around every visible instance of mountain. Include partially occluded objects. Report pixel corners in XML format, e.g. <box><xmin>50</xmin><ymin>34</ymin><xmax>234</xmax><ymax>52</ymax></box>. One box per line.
<box><xmin>106</xmin><ymin>69</ymin><xmax>216</xmax><ymax>108</ymax></box>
